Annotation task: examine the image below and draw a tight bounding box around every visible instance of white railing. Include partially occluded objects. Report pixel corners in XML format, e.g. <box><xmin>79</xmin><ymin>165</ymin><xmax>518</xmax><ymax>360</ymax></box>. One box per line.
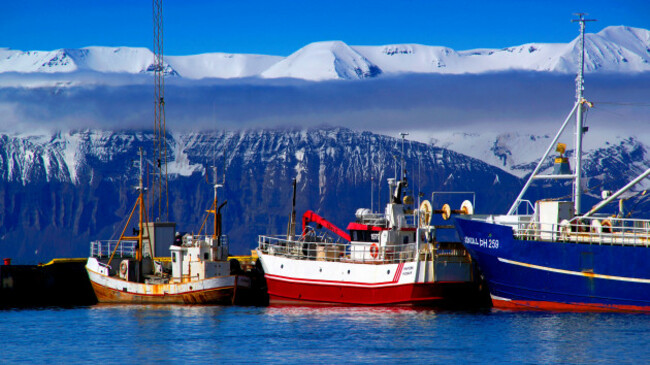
<box><xmin>90</xmin><ymin>240</ymin><xmax>137</xmax><ymax>258</ymax></box>
<box><xmin>258</xmin><ymin>235</ymin><xmax>465</xmax><ymax>264</ymax></box>
<box><xmin>513</xmin><ymin>216</ymin><xmax>650</xmax><ymax>247</ymax></box>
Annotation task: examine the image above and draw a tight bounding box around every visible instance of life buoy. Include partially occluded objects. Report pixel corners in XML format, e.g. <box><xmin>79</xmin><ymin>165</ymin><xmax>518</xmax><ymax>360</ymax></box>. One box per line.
<box><xmin>601</xmin><ymin>219</ymin><xmax>613</xmax><ymax>233</ymax></box>
<box><xmin>370</xmin><ymin>243</ymin><xmax>379</xmax><ymax>259</ymax></box>
<box><xmin>119</xmin><ymin>261</ymin><xmax>128</xmax><ymax>277</ymax></box>
<box><xmin>419</xmin><ymin>200</ymin><xmax>432</xmax><ymax>227</ymax></box>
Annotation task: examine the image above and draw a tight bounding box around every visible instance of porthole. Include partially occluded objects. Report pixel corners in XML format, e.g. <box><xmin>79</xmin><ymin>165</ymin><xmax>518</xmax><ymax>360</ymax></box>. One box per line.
<box><xmin>347</xmin><ymin>270</ymin><xmax>350</xmax><ymax>274</ymax></box>
<box><xmin>281</xmin><ymin>264</ymin><xmax>284</xmax><ymax>269</ymax></box>
<box><xmin>387</xmin><ymin>270</ymin><xmax>390</xmax><ymax>275</ymax></box>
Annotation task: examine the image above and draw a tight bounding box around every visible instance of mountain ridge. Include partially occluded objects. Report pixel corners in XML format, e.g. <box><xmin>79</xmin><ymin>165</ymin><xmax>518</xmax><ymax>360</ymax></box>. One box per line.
<box><xmin>2</xmin><ymin>127</ymin><xmax>650</xmax><ymax>263</ymax></box>
<box><xmin>0</xmin><ymin>127</ymin><xmax>523</xmax><ymax>262</ymax></box>
<box><xmin>1</xmin><ymin>26</ymin><xmax>649</xmax><ymax>82</ymax></box>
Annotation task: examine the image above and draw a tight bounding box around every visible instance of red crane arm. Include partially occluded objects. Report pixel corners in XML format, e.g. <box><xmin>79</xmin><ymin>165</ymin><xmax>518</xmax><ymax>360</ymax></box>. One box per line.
<box><xmin>301</xmin><ymin>210</ymin><xmax>351</xmax><ymax>242</ymax></box>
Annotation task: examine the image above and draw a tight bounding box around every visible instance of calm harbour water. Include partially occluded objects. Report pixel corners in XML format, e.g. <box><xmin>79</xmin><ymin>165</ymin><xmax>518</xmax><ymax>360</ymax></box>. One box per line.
<box><xmin>3</xmin><ymin>305</ymin><xmax>650</xmax><ymax>364</ymax></box>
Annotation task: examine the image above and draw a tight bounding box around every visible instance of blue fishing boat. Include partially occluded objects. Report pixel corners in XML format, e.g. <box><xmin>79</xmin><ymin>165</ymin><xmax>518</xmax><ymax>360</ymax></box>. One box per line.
<box><xmin>454</xmin><ymin>14</ymin><xmax>650</xmax><ymax>312</ymax></box>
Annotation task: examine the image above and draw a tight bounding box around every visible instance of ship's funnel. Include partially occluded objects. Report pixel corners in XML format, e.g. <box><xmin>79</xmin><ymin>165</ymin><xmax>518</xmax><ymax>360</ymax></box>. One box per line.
<box><xmin>553</xmin><ymin>143</ymin><xmax>571</xmax><ymax>175</ymax></box>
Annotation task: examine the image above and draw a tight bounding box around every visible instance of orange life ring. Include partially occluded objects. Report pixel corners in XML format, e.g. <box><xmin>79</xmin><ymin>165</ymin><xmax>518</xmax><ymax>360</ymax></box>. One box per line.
<box><xmin>601</xmin><ymin>219</ymin><xmax>613</xmax><ymax>233</ymax></box>
<box><xmin>370</xmin><ymin>243</ymin><xmax>379</xmax><ymax>259</ymax></box>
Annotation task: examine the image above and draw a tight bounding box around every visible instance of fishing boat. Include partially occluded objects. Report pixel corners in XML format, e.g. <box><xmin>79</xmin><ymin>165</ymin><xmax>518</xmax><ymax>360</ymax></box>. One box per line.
<box><xmin>85</xmin><ymin>149</ymin><xmax>250</xmax><ymax>304</ymax></box>
<box><xmin>256</xmin><ymin>163</ymin><xmax>482</xmax><ymax>306</ymax></box>
<box><xmin>454</xmin><ymin>14</ymin><xmax>650</xmax><ymax>312</ymax></box>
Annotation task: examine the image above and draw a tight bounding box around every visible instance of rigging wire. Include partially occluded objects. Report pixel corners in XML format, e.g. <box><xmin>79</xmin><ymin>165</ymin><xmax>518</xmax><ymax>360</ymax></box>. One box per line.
<box><xmin>591</xmin><ymin>101</ymin><xmax>650</xmax><ymax>107</ymax></box>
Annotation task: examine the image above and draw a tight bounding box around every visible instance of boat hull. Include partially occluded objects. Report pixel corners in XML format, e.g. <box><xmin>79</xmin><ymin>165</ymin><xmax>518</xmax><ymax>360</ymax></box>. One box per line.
<box><xmin>455</xmin><ymin>217</ymin><xmax>650</xmax><ymax>312</ymax></box>
<box><xmin>89</xmin><ymin>278</ymin><xmax>235</xmax><ymax>304</ymax></box>
<box><xmin>258</xmin><ymin>251</ymin><xmax>479</xmax><ymax>306</ymax></box>
<box><xmin>86</xmin><ymin>263</ymin><xmax>250</xmax><ymax>305</ymax></box>
<box><xmin>265</xmin><ymin>274</ymin><xmax>477</xmax><ymax>306</ymax></box>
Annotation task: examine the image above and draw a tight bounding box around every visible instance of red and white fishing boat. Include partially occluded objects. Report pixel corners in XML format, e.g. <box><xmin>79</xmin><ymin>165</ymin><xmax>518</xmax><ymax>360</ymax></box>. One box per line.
<box><xmin>257</xmin><ymin>175</ymin><xmax>481</xmax><ymax>306</ymax></box>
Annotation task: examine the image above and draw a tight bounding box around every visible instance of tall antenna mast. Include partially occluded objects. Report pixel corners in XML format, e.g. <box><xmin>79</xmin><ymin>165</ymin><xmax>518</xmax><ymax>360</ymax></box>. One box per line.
<box><xmin>571</xmin><ymin>13</ymin><xmax>596</xmax><ymax>214</ymax></box>
<box><xmin>400</xmin><ymin>132</ymin><xmax>409</xmax><ymax>181</ymax></box>
<box><xmin>153</xmin><ymin>0</ymin><xmax>169</xmax><ymax>221</ymax></box>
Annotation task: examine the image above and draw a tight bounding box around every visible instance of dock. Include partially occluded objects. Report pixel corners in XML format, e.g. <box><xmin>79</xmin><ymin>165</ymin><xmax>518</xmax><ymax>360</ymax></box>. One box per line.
<box><xmin>1</xmin><ymin>255</ymin><xmax>267</xmax><ymax>308</ymax></box>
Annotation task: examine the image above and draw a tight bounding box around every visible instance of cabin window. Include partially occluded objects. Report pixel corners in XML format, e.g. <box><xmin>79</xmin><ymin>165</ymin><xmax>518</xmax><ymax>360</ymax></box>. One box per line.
<box><xmin>351</xmin><ymin>230</ymin><xmax>377</xmax><ymax>242</ymax></box>
<box><xmin>172</xmin><ymin>253</ymin><xmax>177</xmax><ymax>263</ymax></box>
<box><xmin>403</xmin><ymin>235</ymin><xmax>409</xmax><ymax>244</ymax></box>
<box><xmin>204</xmin><ymin>252</ymin><xmax>209</xmax><ymax>260</ymax></box>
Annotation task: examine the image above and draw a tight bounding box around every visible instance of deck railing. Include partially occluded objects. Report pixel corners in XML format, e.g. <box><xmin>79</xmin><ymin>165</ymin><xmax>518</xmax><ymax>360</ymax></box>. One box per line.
<box><xmin>90</xmin><ymin>240</ymin><xmax>137</xmax><ymax>258</ymax></box>
<box><xmin>512</xmin><ymin>216</ymin><xmax>650</xmax><ymax>247</ymax></box>
<box><xmin>90</xmin><ymin>235</ymin><xmax>230</xmax><ymax>259</ymax></box>
<box><xmin>257</xmin><ymin>235</ymin><xmax>466</xmax><ymax>264</ymax></box>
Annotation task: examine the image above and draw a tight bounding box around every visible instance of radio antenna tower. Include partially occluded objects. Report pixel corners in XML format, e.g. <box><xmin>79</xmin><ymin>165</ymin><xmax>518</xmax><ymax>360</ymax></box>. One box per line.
<box><xmin>153</xmin><ymin>0</ymin><xmax>169</xmax><ymax>221</ymax></box>
<box><xmin>571</xmin><ymin>12</ymin><xmax>596</xmax><ymax>214</ymax></box>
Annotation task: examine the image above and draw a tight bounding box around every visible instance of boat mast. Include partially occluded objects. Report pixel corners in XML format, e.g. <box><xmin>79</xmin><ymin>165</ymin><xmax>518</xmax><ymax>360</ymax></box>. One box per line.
<box><xmin>137</xmin><ymin>148</ymin><xmax>145</xmax><ymax>260</ymax></box>
<box><xmin>107</xmin><ymin>148</ymin><xmax>150</xmax><ymax>266</ymax></box>
<box><xmin>287</xmin><ymin>178</ymin><xmax>297</xmax><ymax>239</ymax></box>
<box><xmin>371</xmin><ymin>176</ymin><xmax>374</xmax><ymax>212</ymax></box>
<box><xmin>400</xmin><ymin>132</ymin><xmax>408</xmax><ymax>182</ymax></box>
<box><xmin>572</xmin><ymin>13</ymin><xmax>596</xmax><ymax>214</ymax></box>
<box><xmin>211</xmin><ymin>167</ymin><xmax>223</xmax><ymax>239</ymax></box>
<box><xmin>506</xmin><ymin>15</ymin><xmax>594</xmax><ymax>216</ymax></box>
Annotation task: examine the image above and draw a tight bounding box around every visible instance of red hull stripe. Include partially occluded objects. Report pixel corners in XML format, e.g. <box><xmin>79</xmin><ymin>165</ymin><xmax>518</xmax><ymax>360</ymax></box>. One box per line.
<box><xmin>393</xmin><ymin>263</ymin><xmax>404</xmax><ymax>282</ymax></box>
<box><xmin>267</xmin><ymin>279</ymin><xmax>451</xmax><ymax>305</ymax></box>
<box><xmin>269</xmin><ymin>294</ymin><xmax>445</xmax><ymax>306</ymax></box>
<box><xmin>266</xmin><ymin>273</ymin><xmax>414</xmax><ymax>288</ymax></box>
<box><xmin>492</xmin><ymin>298</ymin><xmax>650</xmax><ymax>312</ymax></box>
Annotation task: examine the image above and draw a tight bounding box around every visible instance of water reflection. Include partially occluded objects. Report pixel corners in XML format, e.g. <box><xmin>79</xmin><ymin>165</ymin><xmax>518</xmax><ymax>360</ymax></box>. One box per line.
<box><xmin>85</xmin><ymin>304</ymin><xmax>231</xmax><ymax>362</ymax></box>
<box><xmin>265</xmin><ymin>304</ymin><xmax>438</xmax><ymax>318</ymax></box>
<box><xmin>3</xmin><ymin>305</ymin><xmax>650</xmax><ymax>363</ymax></box>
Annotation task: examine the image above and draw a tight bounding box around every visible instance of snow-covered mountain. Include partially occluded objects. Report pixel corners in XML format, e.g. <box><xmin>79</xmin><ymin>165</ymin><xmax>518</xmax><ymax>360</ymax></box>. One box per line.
<box><xmin>261</xmin><ymin>41</ymin><xmax>381</xmax><ymax>81</ymax></box>
<box><xmin>430</xmin><ymin>129</ymin><xmax>650</xmax><ymax>180</ymax></box>
<box><xmin>0</xmin><ymin>47</ymin><xmax>173</xmax><ymax>75</ymax></box>
<box><xmin>0</xmin><ymin>128</ymin><xmax>522</xmax><ymax>262</ymax></box>
<box><xmin>357</xmin><ymin>26</ymin><xmax>650</xmax><ymax>75</ymax></box>
<box><xmin>0</xmin><ymin>46</ymin><xmax>280</xmax><ymax>79</ymax></box>
<box><xmin>3</xmin><ymin>127</ymin><xmax>650</xmax><ymax>263</ymax></box>
<box><xmin>1</xmin><ymin>26</ymin><xmax>649</xmax><ymax>82</ymax></box>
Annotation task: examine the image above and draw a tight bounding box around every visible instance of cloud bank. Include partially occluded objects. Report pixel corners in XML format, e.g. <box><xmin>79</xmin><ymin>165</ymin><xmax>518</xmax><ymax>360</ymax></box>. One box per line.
<box><xmin>1</xmin><ymin>72</ymin><xmax>649</xmax><ymax>140</ymax></box>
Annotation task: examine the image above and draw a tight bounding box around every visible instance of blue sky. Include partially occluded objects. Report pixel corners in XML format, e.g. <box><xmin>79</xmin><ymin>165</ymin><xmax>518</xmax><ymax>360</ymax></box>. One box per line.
<box><xmin>2</xmin><ymin>0</ymin><xmax>649</xmax><ymax>56</ymax></box>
